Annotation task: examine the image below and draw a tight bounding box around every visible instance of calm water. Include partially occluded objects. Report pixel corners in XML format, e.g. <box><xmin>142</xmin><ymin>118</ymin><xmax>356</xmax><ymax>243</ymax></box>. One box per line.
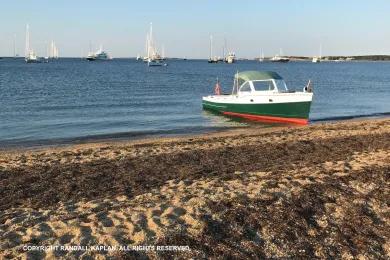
<box><xmin>0</xmin><ymin>58</ymin><xmax>389</xmax><ymax>147</ymax></box>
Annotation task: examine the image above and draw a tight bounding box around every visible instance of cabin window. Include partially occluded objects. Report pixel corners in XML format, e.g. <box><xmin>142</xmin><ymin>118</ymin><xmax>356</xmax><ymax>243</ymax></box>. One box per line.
<box><xmin>252</xmin><ymin>80</ymin><xmax>274</xmax><ymax>91</ymax></box>
<box><xmin>274</xmin><ymin>80</ymin><xmax>288</xmax><ymax>91</ymax></box>
<box><xmin>240</xmin><ymin>82</ymin><xmax>252</xmax><ymax>92</ymax></box>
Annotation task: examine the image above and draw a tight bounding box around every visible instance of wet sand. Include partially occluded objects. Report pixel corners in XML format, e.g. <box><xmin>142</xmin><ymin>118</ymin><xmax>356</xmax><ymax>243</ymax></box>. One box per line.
<box><xmin>0</xmin><ymin>118</ymin><xmax>389</xmax><ymax>259</ymax></box>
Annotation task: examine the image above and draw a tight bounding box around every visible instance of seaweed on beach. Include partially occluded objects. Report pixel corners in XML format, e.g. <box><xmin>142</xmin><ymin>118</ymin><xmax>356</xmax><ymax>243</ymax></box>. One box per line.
<box><xmin>0</xmin><ymin>119</ymin><xmax>389</xmax><ymax>259</ymax></box>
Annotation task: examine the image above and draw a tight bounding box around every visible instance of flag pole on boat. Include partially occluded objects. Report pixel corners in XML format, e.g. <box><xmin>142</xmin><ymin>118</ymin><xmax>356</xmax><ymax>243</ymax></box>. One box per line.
<box><xmin>215</xmin><ymin>77</ymin><xmax>221</xmax><ymax>95</ymax></box>
<box><xmin>232</xmin><ymin>70</ymin><xmax>239</xmax><ymax>95</ymax></box>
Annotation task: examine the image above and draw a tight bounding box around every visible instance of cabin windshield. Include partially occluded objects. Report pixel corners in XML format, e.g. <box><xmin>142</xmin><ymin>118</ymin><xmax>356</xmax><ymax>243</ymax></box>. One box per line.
<box><xmin>274</xmin><ymin>80</ymin><xmax>288</xmax><ymax>91</ymax></box>
<box><xmin>240</xmin><ymin>81</ymin><xmax>252</xmax><ymax>92</ymax></box>
<box><xmin>252</xmin><ymin>80</ymin><xmax>275</xmax><ymax>91</ymax></box>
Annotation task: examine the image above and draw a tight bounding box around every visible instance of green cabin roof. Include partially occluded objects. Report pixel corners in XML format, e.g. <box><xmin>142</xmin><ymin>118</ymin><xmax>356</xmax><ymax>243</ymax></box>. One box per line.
<box><xmin>235</xmin><ymin>71</ymin><xmax>283</xmax><ymax>82</ymax></box>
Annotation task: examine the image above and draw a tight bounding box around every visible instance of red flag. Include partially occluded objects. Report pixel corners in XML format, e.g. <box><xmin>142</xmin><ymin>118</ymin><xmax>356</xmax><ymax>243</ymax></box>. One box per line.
<box><xmin>214</xmin><ymin>81</ymin><xmax>221</xmax><ymax>95</ymax></box>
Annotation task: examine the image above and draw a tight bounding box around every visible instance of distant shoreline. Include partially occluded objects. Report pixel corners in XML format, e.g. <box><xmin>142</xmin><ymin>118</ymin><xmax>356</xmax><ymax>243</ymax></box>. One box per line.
<box><xmin>2</xmin><ymin>55</ymin><xmax>390</xmax><ymax>61</ymax></box>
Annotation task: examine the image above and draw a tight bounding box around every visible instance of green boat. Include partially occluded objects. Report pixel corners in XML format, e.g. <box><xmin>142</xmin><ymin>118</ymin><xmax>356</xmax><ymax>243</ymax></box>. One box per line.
<box><xmin>202</xmin><ymin>71</ymin><xmax>313</xmax><ymax>125</ymax></box>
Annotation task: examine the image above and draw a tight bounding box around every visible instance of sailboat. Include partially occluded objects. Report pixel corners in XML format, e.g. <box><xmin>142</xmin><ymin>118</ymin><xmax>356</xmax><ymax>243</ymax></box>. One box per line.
<box><xmin>259</xmin><ymin>49</ymin><xmax>264</xmax><ymax>62</ymax></box>
<box><xmin>44</xmin><ymin>40</ymin><xmax>59</xmax><ymax>62</ymax></box>
<box><xmin>13</xmin><ymin>34</ymin><xmax>19</xmax><ymax>58</ymax></box>
<box><xmin>208</xmin><ymin>35</ymin><xmax>218</xmax><ymax>63</ymax></box>
<box><xmin>25</xmin><ymin>24</ymin><xmax>41</xmax><ymax>63</ymax></box>
<box><xmin>50</xmin><ymin>40</ymin><xmax>59</xmax><ymax>59</ymax></box>
<box><xmin>44</xmin><ymin>42</ymin><xmax>49</xmax><ymax>62</ymax></box>
<box><xmin>312</xmin><ymin>44</ymin><xmax>322</xmax><ymax>63</ymax></box>
<box><xmin>270</xmin><ymin>48</ymin><xmax>289</xmax><ymax>62</ymax></box>
<box><xmin>144</xmin><ymin>23</ymin><xmax>165</xmax><ymax>66</ymax></box>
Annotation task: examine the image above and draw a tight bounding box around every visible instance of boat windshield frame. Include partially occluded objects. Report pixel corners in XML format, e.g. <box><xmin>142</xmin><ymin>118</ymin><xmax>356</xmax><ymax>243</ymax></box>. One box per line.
<box><xmin>237</xmin><ymin>79</ymin><xmax>288</xmax><ymax>94</ymax></box>
<box><xmin>273</xmin><ymin>79</ymin><xmax>288</xmax><ymax>91</ymax></box>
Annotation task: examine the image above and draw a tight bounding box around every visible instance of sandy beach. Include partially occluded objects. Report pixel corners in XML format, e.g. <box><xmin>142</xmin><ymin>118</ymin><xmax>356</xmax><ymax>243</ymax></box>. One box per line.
<box><xmin>0</xmin><ymin>118</ymin><xmax>389</xmax><ymax>259</ymax></box>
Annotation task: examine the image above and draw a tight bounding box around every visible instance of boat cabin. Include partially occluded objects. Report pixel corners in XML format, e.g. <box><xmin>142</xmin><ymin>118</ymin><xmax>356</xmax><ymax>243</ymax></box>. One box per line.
<box><xmin>233</xmin><ymin>71</ymin><xmax>291</xmax><ymax>95</ymax></box>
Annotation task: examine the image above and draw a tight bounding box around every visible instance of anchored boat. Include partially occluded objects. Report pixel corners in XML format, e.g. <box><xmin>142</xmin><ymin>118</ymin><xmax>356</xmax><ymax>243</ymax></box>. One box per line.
<box><xmin>25</xmin><ymin>24</ymin><xmax>42</xmax><ymax>63</ymax></box>
<box><xmin>144</xmin><ymin>23</ymin><xmax>167</xmax><ymax>66</ymax></box>
<box><xmin>86</xmin><ymin>46</ymin><xmax>111</xmax><ymax>61</ymax></box>
<box><xmin>202</xmin><ymin>71</ymin><xmax>313</xmax><ymax>125</ymax></box>
<box><xmin>270</xmin><ymin>54</ymin><xmax>289</xmax><ymax>62</ymax></box>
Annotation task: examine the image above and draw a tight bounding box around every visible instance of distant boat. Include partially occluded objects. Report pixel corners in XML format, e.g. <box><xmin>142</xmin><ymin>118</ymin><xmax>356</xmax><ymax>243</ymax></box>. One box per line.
<box><xmin>49</xmin><ymin>40</ymin><xmax>59</xmax><ymax>60</ymax></box>
<box><xmin>144</xmin><ymin>23</ymin><xmax>166</xmax><ymax>66</ymax></box>
<box><xmin>225</xmin><ymin>51</ymin><xmax>236</xmax><ymax>64</ymax></box>
<box><xmin>271</xmin><ymin>48</ymin><xmax>289</xmax><ymax>62</ymax></box>
<box><xmin>87</xmin><ymin>45</ymin><xmax>111</xmax><ymax>61</ymax></box>
<box><xmin>270</xmin><ymin>54</ymin><xmax>289</xmax><ymax>62</ymax></box>
<box><xmin>312</xmin><ymin>44</ymin><xmax>322</xmax><ymax>63</ymax></box>
<box><xmin>259</xmin><ymin>49</ymin><xmax>265</xmax><ymax>62</ymax></box>
<box><xmin>222</xmin><ymin>38</ymin><xmax>235</xmax><ymax>63</ymax></box>
<box><xmin>25</xmin><ymin>24</ymin><xmax>41</xmax><ymax>63</ymax></box>
<box><xmin>86</xmin><ymin>52</ymin><xmax>95</xmax><ymax>61</ymax></box>
<box><xmin>208</xmin><ymin>35</ymin><xmax>218</xmax><ymax>63</ymax></box>
<box><xmin>13</xmin><ymin>34</ymin><xmax>19</xmax><ymax>58</ymax></box>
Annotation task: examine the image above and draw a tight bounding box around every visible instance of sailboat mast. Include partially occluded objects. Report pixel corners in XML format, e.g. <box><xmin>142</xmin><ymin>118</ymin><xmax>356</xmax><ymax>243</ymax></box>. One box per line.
<box><xmin>145</xmin><ymin>34</ymin><xmax>149</xmax><ymax>58</ymax></box>
<box><xmin>319</xmin><ymin>44</ymin><xmax>322</xmax><ymax>59</ymax></box>
<box><xmin>13</xmin><ymin>34</ymin><xmax>16</xmax><ymax>57</ymax></box>
<box><xmin>25</xmin><ymin>24</ymin><xmax>30</xmax><ymax>57</ymax></box>
<box><xmin>89</xmin><ymin>40</ymin><xmax>92</xmax><ymax>54</ymax></box>
<box><xmin>209</xmin><ymin>35</ymin><xmax>213</xmax><ymax>59</ymax></box>
<box><xmin>162</xmin><ymin>45</ymin><xmax>165</xmax><ymax>59</ymax></box>
<box><xmin>223</xmin><ymin>37</ymin><xmax>226</xmax><ymax>59</ymax></box>
<box><xmin>50</xmin><ymin>41</ymin><xmax>52</xmax><ymax>58</ymax></box>
<box><xmin>149</xmin><ymin>22</ymin><xmax>154</xmax><ymax>57</ymax></box>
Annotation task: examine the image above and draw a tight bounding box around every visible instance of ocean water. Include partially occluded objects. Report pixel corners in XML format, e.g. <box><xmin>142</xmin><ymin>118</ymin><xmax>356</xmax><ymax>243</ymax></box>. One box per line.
<box><xmin>0</xmin><ymin>58</ymin><xmax>389</xmax><ymax>147</ymax></box>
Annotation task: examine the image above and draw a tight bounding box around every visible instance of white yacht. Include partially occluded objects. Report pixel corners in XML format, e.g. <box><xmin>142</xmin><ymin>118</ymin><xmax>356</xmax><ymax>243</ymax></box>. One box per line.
<box><xmin>225</xmin><ymin>51</ymin><xmax>236</xmax><ymax>64</ymax></box>
<box><xmin>87</xmin><ymin>45</ymin><xmax>111</xmax><ymax>61</ymax></box>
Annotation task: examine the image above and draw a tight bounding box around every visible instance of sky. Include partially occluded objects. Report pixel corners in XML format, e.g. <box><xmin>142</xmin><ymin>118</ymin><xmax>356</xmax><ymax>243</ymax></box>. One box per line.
<box><xmin>1</xmin><ymin>0</ymin><xmax>390</xmax><ymax>58</ymax></box>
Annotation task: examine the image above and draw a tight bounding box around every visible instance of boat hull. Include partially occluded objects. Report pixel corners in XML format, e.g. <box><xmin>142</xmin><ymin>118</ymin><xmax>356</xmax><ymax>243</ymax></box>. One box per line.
<box><xmin>148</xmin><ymin>62</ymin><xmax>163</xmax><ymax>66</ymax></box>
<box><xmin>271</xmin><ymin>59</ymin><xmax>289</xmax><ymax>63</ymax></box>
<box><xmin>202</xmin><ymin>99</ymin><xmax>311</xmax><ymax>125</ymax></box>
<box><xmin>25</xmin><ymin>58</ymin><xmax>42</xmax><ymax>63</ymax></box>
<box><xmin>148</xmin><ymin>59</ymin><xmax>165</xmax><ymax>66</ymax></box>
